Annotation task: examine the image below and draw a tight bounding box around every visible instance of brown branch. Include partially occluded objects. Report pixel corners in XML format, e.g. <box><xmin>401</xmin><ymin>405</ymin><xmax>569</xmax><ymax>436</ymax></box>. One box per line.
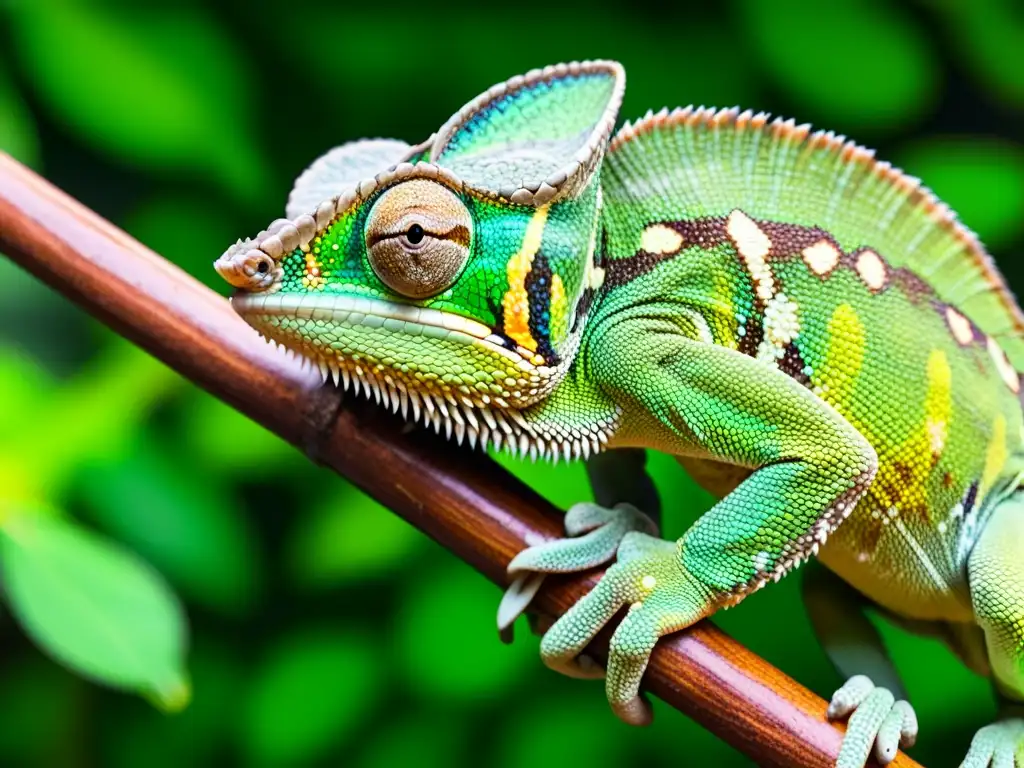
<box><xmin>0</xmin><ymin>152</ymin><xmax>923</xmax><ymax>768</ymax></box>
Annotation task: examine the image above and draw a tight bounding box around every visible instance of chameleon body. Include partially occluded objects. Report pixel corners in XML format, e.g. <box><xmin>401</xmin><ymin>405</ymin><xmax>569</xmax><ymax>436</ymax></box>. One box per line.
<box><xmin>216</xmin><ymin>62</ymin><xmax>1024</xmax><ymax>766</ymax></box>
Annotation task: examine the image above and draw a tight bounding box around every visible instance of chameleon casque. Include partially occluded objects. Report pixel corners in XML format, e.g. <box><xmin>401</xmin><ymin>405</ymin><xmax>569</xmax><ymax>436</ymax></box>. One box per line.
<box><xmin>215</xmin><ymin>61</ymin><xmax>1024</xmax><ymax>767</ymax></box>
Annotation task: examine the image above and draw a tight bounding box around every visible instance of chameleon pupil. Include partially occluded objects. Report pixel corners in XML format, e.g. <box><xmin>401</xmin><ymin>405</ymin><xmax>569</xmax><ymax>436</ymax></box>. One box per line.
<box><xmin>256</xmin><ymin>260</ymin><xmax>269</xmax><ymax>274</ymax></box>
<box><xmin>407</xmin><ymin>224</ymin><xmax>425</xmax><ymax>244</ymax></box>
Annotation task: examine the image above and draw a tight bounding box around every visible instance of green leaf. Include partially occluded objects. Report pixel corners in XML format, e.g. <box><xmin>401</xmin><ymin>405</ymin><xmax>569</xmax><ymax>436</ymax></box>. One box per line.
<box><xmin>287</xmin><ymin>480</ymin><xmax>425</xmax><ymax>588</ymax></box>
<box><xmin>396</xmin><ymin>556</ymin><xmax>535</xmax><ymax>699</ymax></box>
<box><xmin>737</xmin><ymin>0</ymin><xmax>939</xmax><ymax>131</ymax></box>
<box><xmin>0</xmin><ymin>346</ymin><xmax>51</xmax><ymax>443</ymax></box>
<box><xmin>897</xmin><ymin>137</ymin><xmax>1024</xmax><ymax>249</ymax></box>
<box><xmin>11</xmin><ymin>4</ymin><xmax>270</xmax><ymax>201</ymax></box>
<box><xmin>240</xmin><ymin>629</ymin><xmax>379</xmax><ymax>765</ymax></box>
<box><xmin>77</xmin><ymin>442</ymin><xmax>262</xmax><ymax>616</ymax></box>
<box><xmin>0</xmin><ymin>506</ymin><xmax>189</xmax><ymax>710</ymax></box>
<box><xmin>0</xmin><ymin>65</ymin><xmax>39</xmax><ymax>168</ymax></box>
<box><xmin>19</xmin><ymin>340</ymin><xmax>180</xmax><ymax>493</ymax></box>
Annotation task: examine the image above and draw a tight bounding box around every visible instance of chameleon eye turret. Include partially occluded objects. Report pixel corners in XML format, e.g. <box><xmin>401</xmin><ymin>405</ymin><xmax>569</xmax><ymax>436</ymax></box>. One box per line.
<box><xmin>364</xmin><ymin>180</ymin><xmax>473</xmax><ymax>299</ymax></box>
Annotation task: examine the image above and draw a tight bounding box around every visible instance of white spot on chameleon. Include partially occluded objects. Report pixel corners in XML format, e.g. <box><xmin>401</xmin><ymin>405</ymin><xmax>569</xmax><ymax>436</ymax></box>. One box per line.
<box><xmin>727</xmin><ymin>210</ymin><xmax>775</xmax><ymax>301</ymax></box>
<box><xmin>802</xmin><ymin>240</ymin><xmax>840</xmax><ymax>276</ymax></box>
<box><xmin>855</xmin><ymin>249</ymin><xmax>887</xmax><ymax>292</ymax></box>
<box><xmin>641</xmin><ymin>574</ymin><xmax>657</xmax><ymax>590</ymax></box>
<box><xmin>987</xmin><ymin>336</ymin><xmax>1020</xmax><ymax>393</ymax></box>
<box><xmin>753</xmin><ymin>551</ymin><xmax>771</xmax><ymax>573</ymax></box>
<box><xmin>757</xmin><ymin>293</ymin><xmax>800</xmax><ymax>366</ymax></box>
<box><xmin>945</xmin><ymin>307</ymin><xmax>974</xmax><ymax>346</ymax></box>
<box><xmin>640</xmin><ymin>224</ymin><xmax>684</xmax><ymax>255</ymax></box>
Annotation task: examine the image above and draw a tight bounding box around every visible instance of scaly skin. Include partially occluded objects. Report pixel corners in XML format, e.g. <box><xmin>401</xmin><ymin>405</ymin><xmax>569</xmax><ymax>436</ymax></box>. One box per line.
<box><xmin>216</xmin><ymin>61</ymin><xmax>1024</xmax><ymax>766</ymax></box>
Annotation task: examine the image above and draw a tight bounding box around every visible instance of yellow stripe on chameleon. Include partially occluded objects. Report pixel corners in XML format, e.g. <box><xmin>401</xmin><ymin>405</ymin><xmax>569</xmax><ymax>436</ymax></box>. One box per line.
<box><xmin>549</xmin><ymin>273</ymin><xmax>568</xmax><ymax>346</ymax></box>
<box><xmin>501</xmin><ymin>205</ymin><xmax>550</xmax><ymax>352</ymax></box>
<box><xmin>815</xmin><ymin>303</ymin><xmax>865</xmax><ymax>414</ymax></box>
<box><xmin>924</xmin><ymin>349</ymin><xmax>952</xmax><ymax>459</ymax></box>
<box><xmin>980</xmin><ymin>413</ymin><xmax>1008</xmax><ymax>500</ymax></box>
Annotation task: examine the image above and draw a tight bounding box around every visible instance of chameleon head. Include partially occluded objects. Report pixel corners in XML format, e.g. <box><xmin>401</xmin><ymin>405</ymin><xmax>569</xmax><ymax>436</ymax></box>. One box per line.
<box><xmin>216</xmin><ymin>61</ymin><xmax>624</xmax><ymax>432</ymax></box>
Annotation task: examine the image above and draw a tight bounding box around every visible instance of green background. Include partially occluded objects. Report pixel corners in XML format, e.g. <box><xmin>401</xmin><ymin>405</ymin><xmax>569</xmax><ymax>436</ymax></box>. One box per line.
<box><xmin>2</xmin><ymin>0</ymin><xmax>1023</xmax><ymax>765</ymax></box>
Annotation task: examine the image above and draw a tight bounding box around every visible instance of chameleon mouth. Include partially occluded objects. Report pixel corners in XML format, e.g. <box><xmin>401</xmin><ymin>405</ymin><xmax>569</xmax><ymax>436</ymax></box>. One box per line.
<box><xmin>230</xmin><ymin>292</ymin><xmax>582</xmax><ymax>453</ymax></box>
<box><xmin>231</xmin><ymin>291</ymin><xmax>533</xmax><ymax>367</ymax></box>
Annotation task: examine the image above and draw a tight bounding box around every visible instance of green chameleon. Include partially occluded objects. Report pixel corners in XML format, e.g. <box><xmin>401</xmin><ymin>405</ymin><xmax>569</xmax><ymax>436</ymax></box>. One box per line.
<box><xmin>215</xmin><ymin>61</ymin><xmax>1024</xmax><ymax>767</ymax></box>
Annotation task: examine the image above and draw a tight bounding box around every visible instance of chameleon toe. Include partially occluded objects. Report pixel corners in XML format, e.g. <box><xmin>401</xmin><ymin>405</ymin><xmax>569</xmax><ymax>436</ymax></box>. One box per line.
<box><xmin>961</xmin><ymin>719</ymin><xmax>1024</xmax><ymax>768</ymax></box>
<box><xmin>828</xmin><ymin>677</ymin><xmax>917</xmax><ymax>768</ymax></box>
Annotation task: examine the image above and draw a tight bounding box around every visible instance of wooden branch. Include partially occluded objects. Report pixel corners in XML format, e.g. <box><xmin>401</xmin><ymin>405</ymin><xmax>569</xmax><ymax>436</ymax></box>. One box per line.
<box><xmin>0</xmin><ymin>152</ymin><xmax>922</xmax><ymax>768</ymax></box>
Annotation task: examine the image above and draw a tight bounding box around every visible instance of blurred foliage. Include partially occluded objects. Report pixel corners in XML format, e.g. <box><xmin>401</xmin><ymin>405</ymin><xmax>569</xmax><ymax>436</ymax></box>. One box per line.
<box><xmin>1</xmin><ymin>0</ymin><xmax>1022</xmax><ymax>765</ymax></box>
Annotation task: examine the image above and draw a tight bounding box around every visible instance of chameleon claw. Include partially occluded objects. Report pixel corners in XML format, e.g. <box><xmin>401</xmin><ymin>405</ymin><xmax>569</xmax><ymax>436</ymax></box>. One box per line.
<box><xmin>497</xmin><ymin>572</ymin><xmax>546</xmax><ymax>643</ymax></box>
<box><xmin>612</xmin><ymin>693</ymin><xmax>653</xmax><ymax>727</ymax></box>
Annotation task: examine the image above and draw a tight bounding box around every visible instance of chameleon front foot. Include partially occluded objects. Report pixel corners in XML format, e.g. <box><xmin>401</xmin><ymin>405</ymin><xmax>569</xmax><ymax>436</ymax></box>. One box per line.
<box><xmin>538</xmin><ymin>531</ymin><xmax>712</xmax><ymax>725</ymax></box>
<box><xmin>828</xmin><ymin>675</ymin><xmax>917</xmax><ymax>768</ymax></box>
<box><xmin>497</xmin><ymin>502</ymin><xmax>658</xmax><ymax>641</ymax></box>
<box><xmin>961</xmin><ymin>718</ymin><xmax>1024</xmax><ymax>768</ymax></box>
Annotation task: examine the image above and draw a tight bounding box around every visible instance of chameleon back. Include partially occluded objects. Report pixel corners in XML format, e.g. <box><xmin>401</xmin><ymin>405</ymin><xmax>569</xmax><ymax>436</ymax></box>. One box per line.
<box><xmin>599</xmin><ymin>108</ymin><xmax>1024</xmax><ymax>620</ymax></box>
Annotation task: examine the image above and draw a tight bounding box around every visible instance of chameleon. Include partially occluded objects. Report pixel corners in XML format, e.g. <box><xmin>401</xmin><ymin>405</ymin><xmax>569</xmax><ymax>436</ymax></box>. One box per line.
<box><xmin>214</xmin><ymin>61</ymin><xmax>1024</xmax><ymax>767</ymax></box>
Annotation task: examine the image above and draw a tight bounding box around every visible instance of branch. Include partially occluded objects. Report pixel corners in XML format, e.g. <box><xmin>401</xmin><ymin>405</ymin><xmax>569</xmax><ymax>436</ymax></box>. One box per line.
<box><xmin>0</xmin><ymin>153</ymin><xmax>922</xmax><ymax>768</ymax></box>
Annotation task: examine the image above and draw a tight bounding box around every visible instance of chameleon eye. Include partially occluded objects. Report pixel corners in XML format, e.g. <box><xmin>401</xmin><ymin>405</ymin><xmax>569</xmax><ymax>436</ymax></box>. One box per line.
<box><xmin>365</xmin><ymin>180</ymin><xmax>473</xmax><ymax>299</ymax></box>
<box><xmin>406</xmin><ymin>224</ymin><xmax>425</xmax><ymax>245</ymax></box>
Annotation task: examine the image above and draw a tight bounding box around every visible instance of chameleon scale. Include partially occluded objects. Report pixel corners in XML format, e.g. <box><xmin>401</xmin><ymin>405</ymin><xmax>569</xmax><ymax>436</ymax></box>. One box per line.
<box><xmin>216</xmin><ymin>61</ymin><xmax>1024</xmax><ymax>767</ymax></box>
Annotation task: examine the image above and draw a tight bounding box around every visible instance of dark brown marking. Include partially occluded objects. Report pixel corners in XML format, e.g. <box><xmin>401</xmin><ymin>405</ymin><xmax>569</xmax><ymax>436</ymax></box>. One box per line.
<box><xmin>757</xmin><ymin>221</ymin><xmax>833</xmax><ymax>259</ymax></box>
<box><xmin>963</xmin><ymin>481</ymin><xmax>979</xmax><ymax>516</ymax></box>
<box><xmin>603</xmin><ymin>217</ymin><xmax>728</xmax><ymax>289</ymax></box>
<box><xmin>599</xmin><ymin>213</ymin><xmax>992</xmax><ymax>356</ymax></box>
<box><xmin>737</xmin><ymin>315</ymin><xmax>764</xmax><ymax>358</ymax></box>
<box><xmin>571</xmin><ymin>287</ymin><xmax>595</xmax><ymax>334</ymax></box>
<box><xmin>524</xmin><ymin>249</ymin><xmax>559</xmax><ymax>363</ymax></box>
<box><xmin>779</xmin><ymin>343</ymin><xmax>811</xmax><ymax>386</ymax></box>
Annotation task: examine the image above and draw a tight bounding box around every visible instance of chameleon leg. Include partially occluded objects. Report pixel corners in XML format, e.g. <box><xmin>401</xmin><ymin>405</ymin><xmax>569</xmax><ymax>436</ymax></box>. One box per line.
<box><xmin>964</xmin><ymin>493</ymin><xmax>1024</xmax><ymax>767</ymax></box>
<box><xmin>802</xmin><ymin>562</ymin><xmax>918</xmax><ymax>767</ymax></box>
<box><xmin>497</xmin><ymin>450</ymin><xmax>661</xmax><ymax>641</ymax></box>
<box><xmin>539</xmin><ymin>323</ymin><xmax>877</xmax><ymax>724</ymax></box>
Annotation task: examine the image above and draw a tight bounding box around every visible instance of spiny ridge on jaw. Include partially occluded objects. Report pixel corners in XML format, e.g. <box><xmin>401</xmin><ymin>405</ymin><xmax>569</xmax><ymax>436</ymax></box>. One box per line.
<box><xmin>271</xmin><ymin>342</ymin><xmax>616</xmax><ymax>463</ymax></box>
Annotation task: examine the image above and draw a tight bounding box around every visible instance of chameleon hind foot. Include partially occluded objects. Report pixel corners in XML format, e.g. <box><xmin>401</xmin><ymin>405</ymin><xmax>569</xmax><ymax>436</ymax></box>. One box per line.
<box><xmin>961</xmin><ymin>718</ymin><xmax>1024</xmax><ymax>768</ymax></box>
<box><xmin>497</xmin><ymin>502</ymin><xmax>658</xmax><ymax>641</ymax></box>
<box><xmin>828</xmin><ymin>675</ymin><xmax>917</xmax><ymax>768</ymax></box>
<box><xmin>538</xmin><ymin>531</ymin><xmax>712</xmax><ymax>725</ymax></box>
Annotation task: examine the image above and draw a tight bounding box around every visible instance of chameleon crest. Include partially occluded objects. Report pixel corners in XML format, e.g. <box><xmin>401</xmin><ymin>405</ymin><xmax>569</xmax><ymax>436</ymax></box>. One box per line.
<box><xmin>218</xmin><ymin>62</ymin><xmax>1024</xmax><ymax>768</ymax></box>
